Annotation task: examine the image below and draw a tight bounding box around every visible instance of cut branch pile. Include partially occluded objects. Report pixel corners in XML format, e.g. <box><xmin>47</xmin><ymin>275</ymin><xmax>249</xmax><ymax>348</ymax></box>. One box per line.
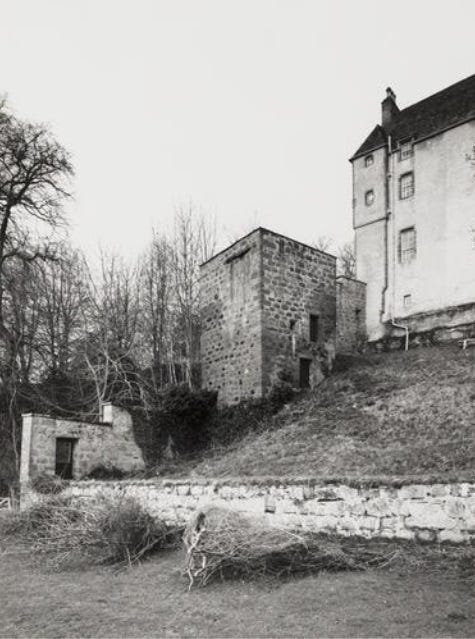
<box><xmin>184</xmin><ymin>506</ymin><xmax>399</xmax><ymax>588</ymax></box>
<box><xmin>12</xmin><ymin>494</ymin><xmax>180</xmax><ymax>569</ymax></box>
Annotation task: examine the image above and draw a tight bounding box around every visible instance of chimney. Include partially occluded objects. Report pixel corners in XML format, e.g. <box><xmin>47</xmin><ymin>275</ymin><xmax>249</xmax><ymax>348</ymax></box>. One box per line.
<box><xmin>381</xmin><ymin>87</ymin><xmax>399</xmax><ymax>130</ymax></box>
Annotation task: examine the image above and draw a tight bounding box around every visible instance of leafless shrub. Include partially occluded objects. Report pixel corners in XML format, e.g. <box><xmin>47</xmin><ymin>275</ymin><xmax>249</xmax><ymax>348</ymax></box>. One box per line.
<box><xmin>10</xmin><ymin>495</ymin><xmax>180</xmax><ymax>569</ymax></box>
<box><xmin>30</xmin><ymin>473</ymin><xmax>66</xmax><ymax>495</ymax></box>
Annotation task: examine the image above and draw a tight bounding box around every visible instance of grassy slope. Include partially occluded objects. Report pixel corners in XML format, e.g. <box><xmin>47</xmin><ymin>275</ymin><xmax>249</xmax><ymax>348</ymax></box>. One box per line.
<box><xmin>188</xmin><ymin>344</ymin><xmax>475</xmax><ymax>479</ymax></box>
<box><xmin>1</xmin><ymin>549</ymin><xmax>474</xmax><ymax>638</ymax></box>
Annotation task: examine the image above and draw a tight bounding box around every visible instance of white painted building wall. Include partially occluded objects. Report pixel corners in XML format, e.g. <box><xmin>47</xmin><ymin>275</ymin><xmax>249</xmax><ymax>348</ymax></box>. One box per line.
<box><xmin>354</xmin><ymin>120</ymin><xmax>475</xmax><ymax>341</ymax></box>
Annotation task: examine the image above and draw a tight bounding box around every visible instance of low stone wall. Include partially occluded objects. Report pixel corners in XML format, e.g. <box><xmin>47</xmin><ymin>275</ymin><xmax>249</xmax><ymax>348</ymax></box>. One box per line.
<box><xmin>32</xmin><ymin>477</ymin><xmax>475</xmax><ymax>544</ymax></box>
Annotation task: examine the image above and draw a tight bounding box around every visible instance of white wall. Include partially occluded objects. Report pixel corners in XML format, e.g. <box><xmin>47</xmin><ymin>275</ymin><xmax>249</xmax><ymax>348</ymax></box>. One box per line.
<box><xmin>354</xmin><ymin>120</ymin><xmax>475</xmax><ymax>340</ymax></box>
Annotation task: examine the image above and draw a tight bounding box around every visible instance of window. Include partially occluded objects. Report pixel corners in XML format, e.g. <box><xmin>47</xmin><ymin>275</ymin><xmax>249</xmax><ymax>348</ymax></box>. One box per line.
<box><xmin>229</xmin><ymin>249</ymin><xmax>251</xmax><ymax>302</ymax></box>
<box><xmin>365</xmin><ymin>189</ymin><xmax>375</xmax><ymax>206</ymax></box>
<box><xmin>355</xmin><ymin>308</ymin><xmax>362</xmax><ymax>327</ymax></box>
<box><xmin>55</xmin><ymin>437</ymin><xmax>77</xmax><ymax>479</ymax></box>
<box><xmin>309</xmin><ymin>314</ymin><xmax>319</xmax><ymax>342</ymax></box>
<box><xmin>399</xmin><ymin>172</ymin><xmax>414</xmax><ymax>199</ymax></box>
<box><xmin>299</xmin><ymin>358</ymin><xmax>311</xmax><ymax>389</ymax></box>
<box><xmin>399</xmin><ymin>141</ymin><xmax>413</xmax><ymax>160</ymax></box>
<box><xmin>403</xmin><ymin>294</ymin><xmax>412</xmax><ymax>309</ymax></box>
<box><xmin>399</xmin><ymin>227</ymin><xmax>416</xmax><ymax>264</ymax></box>
<box><xmin>364</xmin><ymin>154</ymin><xmax>374</xmax><ymax>167</ymax></box>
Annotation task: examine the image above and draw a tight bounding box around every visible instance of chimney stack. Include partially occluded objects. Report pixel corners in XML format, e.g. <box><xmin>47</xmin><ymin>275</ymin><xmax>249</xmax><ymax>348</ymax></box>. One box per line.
<box><xmin>382</xmin><ymin>87</ymin><xmax>399</xmax><ymax>130</ymax></box>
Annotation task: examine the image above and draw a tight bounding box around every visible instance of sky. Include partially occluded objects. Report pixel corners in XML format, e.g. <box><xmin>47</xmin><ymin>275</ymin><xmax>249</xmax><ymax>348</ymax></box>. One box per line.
<box><xmin>1</xmin><ymin>0</ymin><xmax>475</xmax><ymax>259</ymax></box>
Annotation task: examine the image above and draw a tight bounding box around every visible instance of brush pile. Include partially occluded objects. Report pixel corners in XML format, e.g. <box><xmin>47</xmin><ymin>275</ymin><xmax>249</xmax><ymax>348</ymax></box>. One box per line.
<box><xmin>11</xmin><ymin>494</ymin><xmax>179</xmax><ymax>569</ymax></box>
<box><xmin>184</xmin><ymin>506</ymin><xmax>398</xmax><ymax>588</ymax></box>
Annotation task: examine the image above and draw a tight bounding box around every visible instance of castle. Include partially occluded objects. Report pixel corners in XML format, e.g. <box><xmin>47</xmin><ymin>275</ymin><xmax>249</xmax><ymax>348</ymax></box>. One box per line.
<box><xmin>201</xmin><ymin>74</ymin><xmax>475</xmax><ymax>404</ymax></box>
<box><xmin>200</xmin><ymin>227</ymin><xmax>365</xmax><ymax>405</ymax></box>
<box><xmin>352</xmin><ymin>74</ymin><xmax>475</xmax><ymax>343</ymax></box>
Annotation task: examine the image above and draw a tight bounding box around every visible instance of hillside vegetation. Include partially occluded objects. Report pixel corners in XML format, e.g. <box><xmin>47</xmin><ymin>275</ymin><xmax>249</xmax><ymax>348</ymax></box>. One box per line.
<box><xmin>181</xmin><ymin>344</ymin><xmax>475</xmax><ymax>480</ymax></box>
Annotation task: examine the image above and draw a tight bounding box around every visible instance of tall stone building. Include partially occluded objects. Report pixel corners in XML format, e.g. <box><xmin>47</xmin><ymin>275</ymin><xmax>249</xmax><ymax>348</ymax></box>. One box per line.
<box><xmin>352</xmin><ymin>74</ymin><xmax>475</xmax><ymax>343</ymax></box>
<box><xmin>200</xmin><ymin>228</ymin><xmax>338</xmax><ymax>405</ymax></box>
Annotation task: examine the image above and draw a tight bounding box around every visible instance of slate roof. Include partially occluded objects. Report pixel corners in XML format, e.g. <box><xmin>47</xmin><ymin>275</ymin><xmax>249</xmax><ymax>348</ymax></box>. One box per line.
<box><xmin>352</xmin><ymin>73</ymin><xmax>475</xmax><ymax>160</ymax></box>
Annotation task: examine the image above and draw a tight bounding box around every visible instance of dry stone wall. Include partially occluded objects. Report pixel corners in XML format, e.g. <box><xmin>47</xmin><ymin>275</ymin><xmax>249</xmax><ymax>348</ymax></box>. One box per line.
<box><xmin>34</xmin><ymin>477</ymin><xmax>475</xmax><ymax>544</ymax></box>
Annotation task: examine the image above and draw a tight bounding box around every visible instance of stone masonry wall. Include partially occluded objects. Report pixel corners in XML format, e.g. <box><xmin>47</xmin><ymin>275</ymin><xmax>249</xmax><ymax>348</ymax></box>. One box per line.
<box><xmin>29</xmin><ymin>477</ymin><xmax>475</xmax><ymax>544</ymax></box>
<box><xmin>336</xmin><ymin>276</ymin><xmax>367</xmax><ymax>353</ymax></box>
<box><xmin>20</xmin><ymin>404</ymin><xmax>144</xmax><ymax>484</ymax></box>
<box><xmin>200</xmin><ymin>229</ymin><xmax>263</xmax><ymax>405</ymax></box>
<box><xmin>200</xmin><ymin>228</ymin><xmax>337</xmax><ymax>404</ymax></box>
<box><xmin>260</xmin><ymin>230</ymin><xmax>336</xmax><ymax>390</ymax></box>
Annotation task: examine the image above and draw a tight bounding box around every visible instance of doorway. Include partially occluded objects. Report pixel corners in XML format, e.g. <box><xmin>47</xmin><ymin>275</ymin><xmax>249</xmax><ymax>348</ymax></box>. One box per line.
<box><xmin>299</xmin><ymin>358</ymin><xmax>311</xmax><ymax>389</ymax></box>
<box><xmin>55</xmin><ymin>437</ymin><xmax>77</xmax><ymax>479</ymax></box>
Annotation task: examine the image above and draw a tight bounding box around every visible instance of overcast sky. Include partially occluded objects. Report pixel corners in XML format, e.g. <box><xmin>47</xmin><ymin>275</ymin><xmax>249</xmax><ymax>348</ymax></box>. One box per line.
<box><xmin>1</xmin><ymin>0</ymin><xmax>474</xmax><ymax>258</ymax></box>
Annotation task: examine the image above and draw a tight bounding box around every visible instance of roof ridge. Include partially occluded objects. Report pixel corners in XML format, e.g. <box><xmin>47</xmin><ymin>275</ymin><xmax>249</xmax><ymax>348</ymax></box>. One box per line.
<box><xmin>352</xmin><ymin>73</ymin><xmax>475</xmax><ymax>160</ymax></box>
<box><xmin>398</xmin><ymin>73</ymin><xmax>475</xmax><ymax>115</ymax></box>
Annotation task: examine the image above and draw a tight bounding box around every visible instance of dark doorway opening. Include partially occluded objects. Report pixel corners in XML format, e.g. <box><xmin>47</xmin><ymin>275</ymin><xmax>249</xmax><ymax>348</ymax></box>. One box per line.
<box><xmin>299</xmin><ymin>358</ymin><xmax>311</xmax><ymax>389</ymax></box>
<box><xmin>55</xmin><ymin>437</ymin><xmax>77</xmax><ymax>479</ymax></box>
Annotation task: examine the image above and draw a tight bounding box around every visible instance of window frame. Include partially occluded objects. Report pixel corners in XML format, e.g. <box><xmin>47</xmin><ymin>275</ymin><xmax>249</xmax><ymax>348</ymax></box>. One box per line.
<box><xmin>364</xmin><ymin>154</ymin><xmax>374</xmax><ymax>167</ymax></box>
<box><xmin>309</xmin><ymin>314</ymin><xmax>320</xmax><ymax>343</ymax></box>
<box><xmin>365</xmin><ymin>189</ymin><xmax>375</xmax><ymax>206</ymax></box>
<box><xmin>399</xmin><ymin>171</ymin><xmax>414</xmax><ymax>199</ymax></box>
<box><xmin>399</xmin><ymin>140</ymin><xmax>414</xmax><ymax>161</ymax></box>
<box><xmin>398</xmin><ymin>226</ymin><xmax>417</xmax><ymax>264</ymax></box>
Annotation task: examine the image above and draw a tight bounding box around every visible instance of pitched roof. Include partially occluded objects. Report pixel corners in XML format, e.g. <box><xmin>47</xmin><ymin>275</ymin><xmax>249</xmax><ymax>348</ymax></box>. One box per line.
<box><xmin>352</xmin><ymin>125</ymin><xmax>387</xmax><ymax>159</ymax></box>
<box><xmin>351</xmin><ymin>73</ymin><xmax>475</xmax><ymax>160</ymax></box>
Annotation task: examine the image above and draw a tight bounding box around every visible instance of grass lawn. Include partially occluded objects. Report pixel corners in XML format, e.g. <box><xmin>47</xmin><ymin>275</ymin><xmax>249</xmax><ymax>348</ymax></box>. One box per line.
<box><xmin>182</xmin><ymin>344</ymin><xmax>475</xmax><ymax>478</ymax></box>
<box><xmin>1</xmin><ymin>548</ymin><xmax>474</xmax><ymax>638</ymax></box>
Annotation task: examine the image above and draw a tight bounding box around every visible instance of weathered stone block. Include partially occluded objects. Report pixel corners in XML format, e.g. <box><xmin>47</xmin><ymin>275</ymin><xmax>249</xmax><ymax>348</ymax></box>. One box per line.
<box><xmin>358</xmin><ymin>516</ymin><xmax>381</xmax><ymax>531</ymax></box>
<box><xmin>430</xmin><ymin>484</ymin><xmax>450</xmax><ymax>498</ymax></box>
<box><xmin>176</xmin><ymin>484</ymin><xmax>190</xmax><ymax>496</ymax></box>
<box><xmin>314</xmin><ymin>515</ymin><xmax>340</xmax><ymax>531</ymax></box>
<box><xmin>290</xmin><ymin>485</ymin><xmax>305</xmax><ymax>501</ymax></box>
<box><xmin>398</xmin><ymin>485</ymin><xmax>428</xmax><ymax>500</ymax></box>
<box><xmin>415</xmin><ymin>528</ymin><xmax>438</xmax><ymax>542</ymax></box>
<box><xmin>338</xmin><ymin>516</ymin><xmax>360</xmax><ymax>533</ymax></box>
<box><xmin>404</xmin><ymin>503</ymin><xmax>455</xmax><ymax>530</ymax></box>
<box><xmin>315</xmin><ymin>487</ymin><xmax>340</xmax><ymax>501</ymax></box>
<box><xmin>444</xmin><ymin>497</ymin><xmax>465</xmax><ymax>519</ymax></box>
<box><xmin>439</xmin><ymin>528</ymin><xmax>469</xmax><ymax>543</ymax></box>
<box><xmin>365</xmin><ymin>497</ymin><xmax>394</xmax><ymax>517</ymax></box>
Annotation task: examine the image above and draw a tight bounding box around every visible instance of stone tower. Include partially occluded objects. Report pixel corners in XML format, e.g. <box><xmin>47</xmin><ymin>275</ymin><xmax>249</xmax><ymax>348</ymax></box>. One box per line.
<box><xmin>200</xmin><ymin>227</ymin><xmax>337</xmax><ymax>405</ymax></box>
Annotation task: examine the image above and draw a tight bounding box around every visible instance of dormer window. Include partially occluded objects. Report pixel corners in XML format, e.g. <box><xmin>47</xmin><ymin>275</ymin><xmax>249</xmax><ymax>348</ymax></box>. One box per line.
<box><xmin>364</xmin><ymin>154</ymin><xmax>374</xmax><ymax>167</ymax></box>
<box><xmin>399</xmin><ymin>141</ymin><xmax>413</xmax><ymax>160</ymax></box>
<box><xmin>365</xmin><ymin>190</ymin><xmax>375</xmax><ymax>206</ymax></box>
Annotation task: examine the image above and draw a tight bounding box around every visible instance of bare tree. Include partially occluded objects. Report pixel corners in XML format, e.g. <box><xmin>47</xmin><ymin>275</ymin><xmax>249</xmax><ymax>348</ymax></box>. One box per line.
<box><xmin>35</xmin><ymin>246</ymin><xmax>89</xmax><ymax>375</ymax></box>
<box><xmin>82</xmin><ymin>251</ymin><xmax>142</xmax><ymax>414</ymax></box>
<box><xmin>312</xmin><ymin>235</ymin><xmax>333</xmax><ymax>253</ymax></box>
<box><xmin>337</xmin><ymin>241</ymin><xmax>357</xmax><ymax>278</ymax></box>
<box><xmin>0</xmin><ymin>101</ymin><xmax>73</xmax><ymax>321</ymax></box>
<box><xmin>139</xmin><ymin>230</ymin><xmax>173</xmax><ymax>393</ymax></box>
<box><xmin>171</xmin><ymin>204</ymin><xmax>216</xmax><ymax>387</ymax></box>
<box><xmin>0</xmin><ymin>99</ymin><xmax>73</xmax><ymax>484</ymax></box>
